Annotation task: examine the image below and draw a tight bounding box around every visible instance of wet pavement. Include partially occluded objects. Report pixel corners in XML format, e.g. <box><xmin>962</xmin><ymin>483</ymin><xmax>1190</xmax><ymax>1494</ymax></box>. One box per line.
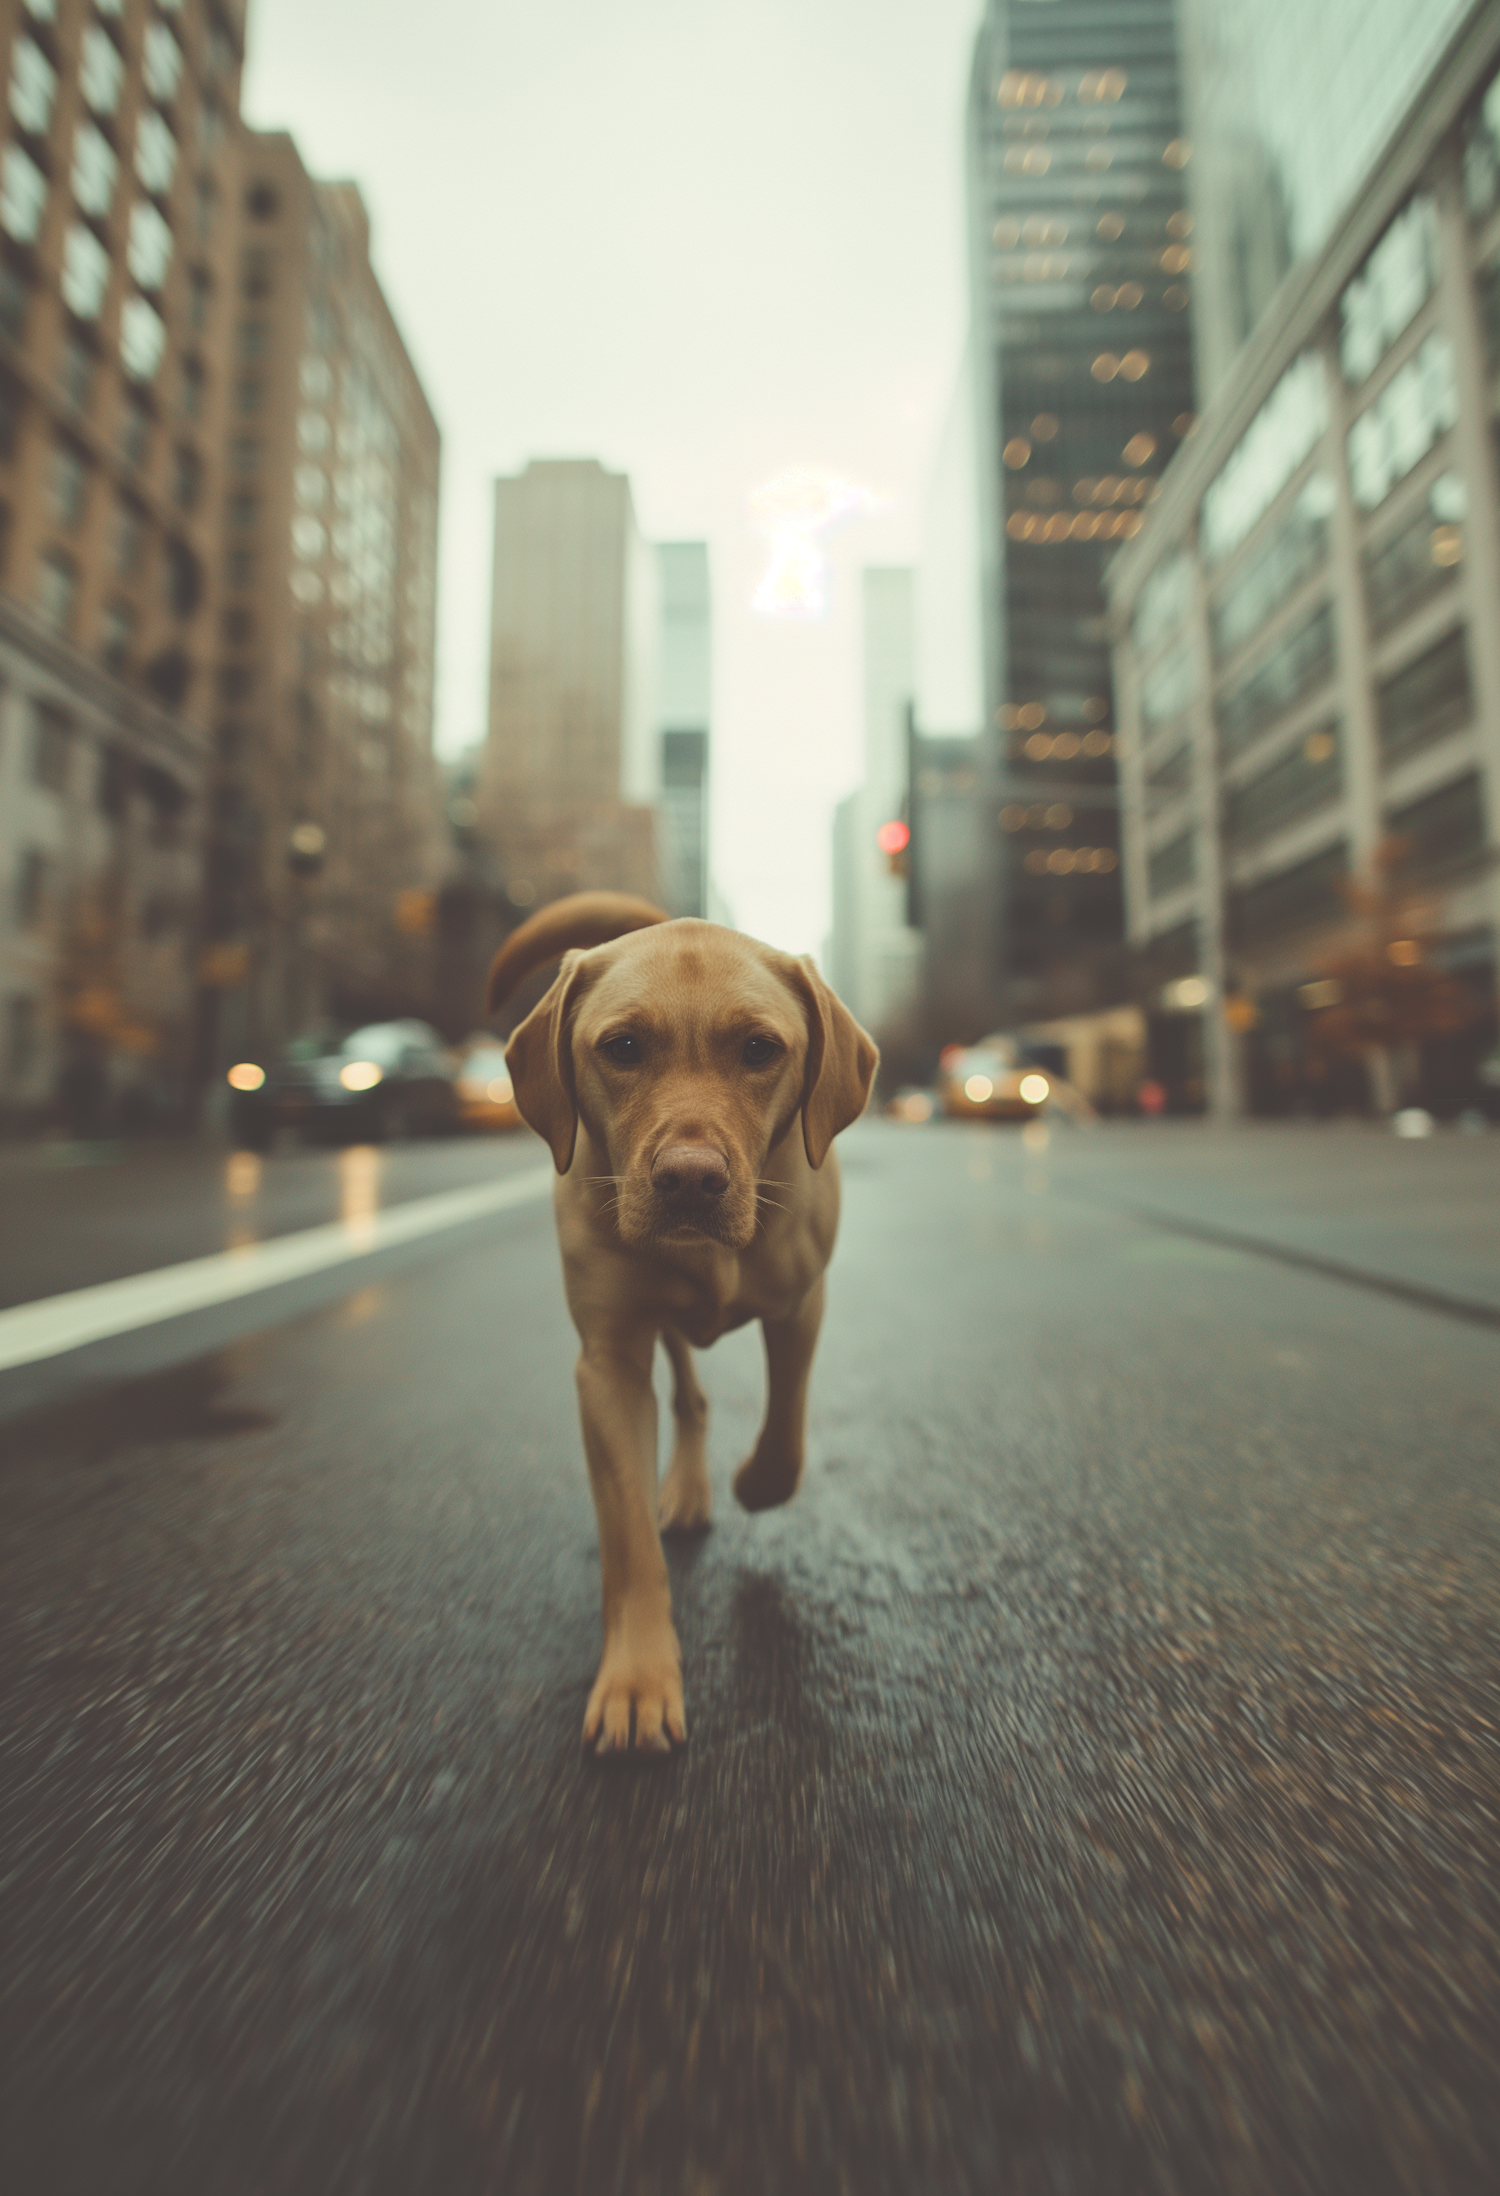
<box><xmin>2</xmin><ymin>1120</ymin><xmax>1498</xmax><ymax>2194</ymax></box>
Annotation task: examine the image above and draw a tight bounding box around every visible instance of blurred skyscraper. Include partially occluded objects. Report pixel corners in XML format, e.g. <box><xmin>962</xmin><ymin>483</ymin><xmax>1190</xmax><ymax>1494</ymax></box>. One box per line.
<box><xmin>964</xmin><ymin>0</ymin><xmax>1196</xmax><ymax>1028</ymax></box>
<box><xmin>0</xmin><ymin>0</ymin><xmax>245</xmax><ymax>1130</ymax></box>
<box><xmin>202</xmin><ymin>133</ymin><xmax>445</xmax><ymax>1071</ymax></box>
<box><xmin>828</xmin><ymin>568</ymin><xmax>922</xmax><ymax>1039</ymax></box>
<box><xmin>1110</xmin><ymin>2</ymin><xmax>1500</xmax><ymax>1116</ymax></box>
<box><xmin>655</xmin><ymin>540</ymin><xmax>710</xmax><ymax>920</ymax></box>
<box><xmin>479</xmin><ymin>458</ymin><xmax>661</xmax><ymax>915</ymax></box>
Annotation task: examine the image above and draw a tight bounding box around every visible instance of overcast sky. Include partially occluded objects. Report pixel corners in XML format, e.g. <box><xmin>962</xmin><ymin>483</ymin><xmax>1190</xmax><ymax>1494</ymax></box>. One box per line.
<box><xmin>242</xmin><ymin>0</ymin><xmax>986</xmax><ymax>952</ymax></box>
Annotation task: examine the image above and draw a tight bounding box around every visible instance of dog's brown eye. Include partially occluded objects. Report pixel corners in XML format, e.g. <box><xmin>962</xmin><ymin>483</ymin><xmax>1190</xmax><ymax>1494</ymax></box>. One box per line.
<box><xmin>603</xmin><ymin>1035</ymin><xmax>641</xmax><ymax>1065</ymax></box>
<box><xmin>742</xmin><ymin>1036</ymin><xmax>780</xmax><ymax>1067</ymax></box>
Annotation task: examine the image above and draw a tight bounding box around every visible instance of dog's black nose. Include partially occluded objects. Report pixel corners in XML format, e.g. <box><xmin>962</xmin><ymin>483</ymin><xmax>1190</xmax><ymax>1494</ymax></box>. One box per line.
<box><xmin>653</xmin><ymin>1144</ymin><xmax>730</xmax><ymax>1201</ymax></box>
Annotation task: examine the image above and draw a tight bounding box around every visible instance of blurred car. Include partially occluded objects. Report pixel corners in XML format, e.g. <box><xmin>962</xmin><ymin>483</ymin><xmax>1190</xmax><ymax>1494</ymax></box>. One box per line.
<box><xmin>227</xmin><ymin>1020</ymin><xmax>460</xmax><ymax>1148</ymax></box>
<box><xmin>937</xmin><ymin>1038</ymin><xmax>1052</xmax><ymax>1122</ymax></box>
<box><xmin>453</xmin><ymin>1038</ymin><xmax>523</xmax><ymax>1131</ymax></box>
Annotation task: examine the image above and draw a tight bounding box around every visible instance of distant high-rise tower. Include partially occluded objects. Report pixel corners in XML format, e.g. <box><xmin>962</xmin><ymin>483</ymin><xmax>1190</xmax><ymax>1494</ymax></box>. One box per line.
<box><xmin>655</xmin><ymin>541</ymin><xmax>710</xmax><ymax>920</ymax></box>
<box><xmin>480</xmin><ymin>458</ymin><xmax>660</xmax><ymax>912</ymax></box>
<box><xmin>203</xmin><ymin>133</ymin><xmax>444</xmax><ymax>1063</ymax></box>
<box><xmin>967</xmin><ymin>0</ymin><xmax>1196</xmax><ymax>1023</ymax></box>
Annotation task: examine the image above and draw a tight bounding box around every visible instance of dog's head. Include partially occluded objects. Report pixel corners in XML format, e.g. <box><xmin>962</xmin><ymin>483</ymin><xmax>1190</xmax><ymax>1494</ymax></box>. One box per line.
<box><xmin>504</xmin><ymin>922</ymin><xmax>877</xmax><ymax>1249</ymax></box>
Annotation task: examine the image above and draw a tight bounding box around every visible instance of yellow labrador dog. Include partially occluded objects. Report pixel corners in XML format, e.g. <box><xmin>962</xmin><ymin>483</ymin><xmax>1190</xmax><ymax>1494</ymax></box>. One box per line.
<box><xmin>486</xmin><ymin>893</ymin><xmax>877</xmax><ymax>1756</ymax></box>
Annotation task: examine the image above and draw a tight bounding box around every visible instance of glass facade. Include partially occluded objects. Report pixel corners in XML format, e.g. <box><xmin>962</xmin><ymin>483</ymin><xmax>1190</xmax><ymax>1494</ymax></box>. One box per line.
<box><xmin>971</xmin><ymin>0</ymin><xmax>1195</xmax><ymax>1015</ymax></box>
<box><xmin>1183</xmin><ymin>0</ymin><xmax>1476</xmax><ymax>396</ymax></box>
<box><xmin>1109</xmin><ymin>11</ymin><xmax>1500</xmax><ymax>1117</ymax></box>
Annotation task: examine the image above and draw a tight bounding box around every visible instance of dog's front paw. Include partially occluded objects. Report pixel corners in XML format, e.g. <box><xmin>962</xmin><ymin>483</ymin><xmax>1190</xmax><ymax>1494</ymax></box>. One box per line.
<box><xmin>658</xmin><ymin>1464</ymin><xmax>712</xmax><ymax>1535</ymax></box>
<box><xmin>732</xmin><ymin>1440</ymin><xmax>802</xmax><ymax>1513</ymax></box>
<box><xmin>583</xmin><ymin>1621</ymin><xmax>687</xmax><ymax>1755</ymax></box>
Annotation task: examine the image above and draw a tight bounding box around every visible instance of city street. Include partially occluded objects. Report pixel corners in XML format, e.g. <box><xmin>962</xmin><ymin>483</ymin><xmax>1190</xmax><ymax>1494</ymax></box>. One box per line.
<box><xmin>2</xmin><ymin>1119</ymin><xmax>1498</xmax><ymax>2195</ymax></box>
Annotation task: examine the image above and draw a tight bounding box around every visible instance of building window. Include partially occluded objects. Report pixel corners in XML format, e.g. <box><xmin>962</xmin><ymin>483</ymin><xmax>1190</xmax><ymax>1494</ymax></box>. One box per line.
<box><xmin>1224</xmin><ymin>722</ymin><xmax>1342</xmax><ymax>852</ymax></box>
<box><xmin>163</xmin><ymin>539</ymin><xmax>201</xmax><ymax>619</ymax></box>
<box><xmin>142</xmin><ymin>23</ymin><xmax>183</xmax><ymax>102</ymax></box>
<box><xmin>1145</xmin><ymin>738</ymin><xmax>1191</xmax><ymax>798</ymax></box>
<box><xmin>218</xmin><ymin>664</ymin><xmax>254</xmax><ymax>703</ymax></box>
<box><xmin>187</xmin><ymin>268</ymin><xmax>211</xmax><ymax>333</ymax></box>
<box><xmin>1</xmin><ymin>143</ymin><xmax>47</xmax><ymax>243</ymax></box>
<box><xmin>99</xmin><ymin>602</ymin><xmax>133</xmax><ymax>674</ymax></box>
<box><xmin>1210</xmin><ymin>476</ymin><xmax>1333</xmax><ymax>666</ymax></box>
<box><xmin>1339</xmin><ymin>199</ymin><xmax>1438</xmax><ymax>387</ymax></box>
<box><xmin>120</xmin><ymin>295</ymin><xmax>166</xmax><ymax>381</ymax></box>
<box><xmin>1384</xmin><ymin>771</ymin><xmax>1486</xmax><ymax>874</ymax></box>
<box><xmin>61</xmin><ymin>224</ymin><xmax>110</xmax><ymax>319</ymax></box>
<box><xmin>246</xmin><ymin>182</ymin><xmax>278</xmax><ymax>220</ymax></box>
<box><xmin>117</xmin><ymin>394</ymin><xmax>150</xmax><ymax>468</ymax></box>
<box><xmin>235</xmin><ymin>377</ymin><xmax>260</xmax><ymax>415</ymax></box>
<box><xmin>227</xmin><ymin>492</ymin><xmax>256</xmax><ymax>530</ymax></box>
<box><xmin>171</xmin><ymin>444</ymin><xmax>201</xmax><ymax>510</ymax></box>
<box><xmin>1215</xmin><ymin>602</ymin><xmax>1335</xmax><ymax>760</ymax></box>
<box><xmin>31</xmin><ymin>698</ymin><xmax>72</xmax><ymax>789</ymax></box>
<box><xmin>241</xmin><ymin>249</ymin><xmax>271</xmax><ymax>299</ymax></box>
<box><xmin>294</xmin><ymin>462</ymin><xmax>326</xmax><ymax>507</ymax></box>
<box><xmin>226</xmin><ymin>549</ymin><xmax>253</xmax><ymax>590</ymax></box>
<box><xmin>238</xmin><ymin>319</ymin><xmax>266</xmax><ymax>361</ymax></box>
<box><xmin>1148</xmin><ymin>830</ymin><xmax>1194</xmax><ymax>900</ymax></box>
<box><xmin>1347</xmin><ymin>333</ymin><xmax>1458</xmax><ymax>510</ymax></box>
<box><xmin>0</xmin><ymin>264</ymin><xmax>29</xmax><ymax>343</ymax></box>
<box><xmin>79</xmin><ymin>26</ymin><xmax>123</xmax><ymax>117</ymax></box>
<box><xmin>135</xmin><ymin>112</ymin><xmax>177</xmax><ymax>196</ymax></box>
<box><xmin>49</xmin><ymin>441</ymin><xmax>88</xmax><ymax>527</ymax></box>
<box><xmin>71</xmin><ymin>121</ymin><xmax>117</xmax><ymax>218</ymax></box>
<box><xmin>200</xmin><ymin>103</ymin><xmax>224</xmax><ymax>159</ymax></box>
<box><xmin>128</xmin><ymin>201</ymin><xmax>173</xmax><ymax>291</ymax></box>
<box><xmin>10</xmin><ymin>39</ymin><xmax>57</xmax><ymax>136</ymax></box>
<box><xmin>16</xmin><ymin>848</ymin><xmax>50</xmax><ymax>930</ymax></box>
<box><xmin>35</xmin><ymin>548</ymin><xmax>77</xmax><ymax>632</ymax></box>
<box><xmin>1228</xmin><ymin>843</ymin><xmax>1349</xmax><ymax>949</ymax></box>
<box><xmin>0</xmin><ymin>371</ymin><xmax>23</xmax><ymax>459</ymax></box>
<box><xmin>230</xmin><ymin>436</ymin><xmax>258</xmax><ymax>475</ymax></box>
<box><xmin>179</xmin><ymin>355</ymin><xmax>204</xmax><ymax>418</ymax></box>
<box><xmin>193</xmin><ymin>178</ymin><xmax>215</xmax><ymax>243</ymax></box>
<box><xmin>221</xmin><ymin>608</ymin><xmax>254</xmax><ymax>647</ymax></box>
<box><xmin>112</xmin><ymin>498</ymin><xmax>144</xmax><ymax>573</ymax></box>
<box><xmin>1363</xmin><ymin>474</ymin><xmax>1465</xmax><ymax>631</ymax></box>
<box><xmin>1376</xmin><ymin>627</ymin><xmax>1473</xmax><ymax>762</ymax></box>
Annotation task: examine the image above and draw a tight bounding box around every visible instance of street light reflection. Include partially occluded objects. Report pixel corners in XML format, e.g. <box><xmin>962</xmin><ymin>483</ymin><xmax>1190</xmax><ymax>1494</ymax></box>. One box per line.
<box><xmin>340</xmin><ymin>1144</ymin><xmax>383</xmax><ymax>1250</ymax></box>
<box><xmin>223</xmin><ymin>1149</ymin><xmax>261</xmax><ymax>1255</ymax></box>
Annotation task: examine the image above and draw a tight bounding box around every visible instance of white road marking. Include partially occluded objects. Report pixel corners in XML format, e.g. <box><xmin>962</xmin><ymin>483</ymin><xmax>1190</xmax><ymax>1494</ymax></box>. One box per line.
<box><xmin>0</xmin><ymin>1166</ymin><xmax>555</xmax><ymax>1374</ymax></box>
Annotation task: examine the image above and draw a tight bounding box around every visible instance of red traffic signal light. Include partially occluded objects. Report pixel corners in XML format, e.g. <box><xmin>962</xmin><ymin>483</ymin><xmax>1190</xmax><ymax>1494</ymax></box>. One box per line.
<box><xmin>876</xmin><ymin>820</ymin><xmax>910</xmax><ymax>855</ymax></box>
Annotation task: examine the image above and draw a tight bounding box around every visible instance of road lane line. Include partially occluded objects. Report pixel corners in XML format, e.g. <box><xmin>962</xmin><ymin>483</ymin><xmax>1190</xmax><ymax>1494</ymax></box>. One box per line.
<box><xmin>0</xmin><ymin>1165</ymin><xmax>555</xmax><ymax>1373</ymax></box>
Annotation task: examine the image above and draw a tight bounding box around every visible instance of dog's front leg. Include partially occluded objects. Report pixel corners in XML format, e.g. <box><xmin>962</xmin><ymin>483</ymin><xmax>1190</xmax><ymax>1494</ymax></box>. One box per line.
<box><xmin>733</xmin><ymin>1274</ymin><xmax>825</xmax><ymax>1512</ymax></box>
<box><xmin>576</xmin><ymin>1335</ymin><xmax>686</xmax><ymax>1753</ymax></box>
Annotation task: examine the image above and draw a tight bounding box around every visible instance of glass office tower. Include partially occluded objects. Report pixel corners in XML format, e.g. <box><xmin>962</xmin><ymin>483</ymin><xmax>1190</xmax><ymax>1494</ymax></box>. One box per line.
<box><xmin>967</xmin><ymin>0</ymin><xmax>1195</xmax><ymax>1025</ymax></box>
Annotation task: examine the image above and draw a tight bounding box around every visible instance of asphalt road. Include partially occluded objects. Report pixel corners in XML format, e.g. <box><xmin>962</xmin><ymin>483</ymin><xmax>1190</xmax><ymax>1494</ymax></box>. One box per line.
<box><xmin>3</xmin><ymin>1121</ymin><xmax>1498</xmax><ymax>2195</ymax></box>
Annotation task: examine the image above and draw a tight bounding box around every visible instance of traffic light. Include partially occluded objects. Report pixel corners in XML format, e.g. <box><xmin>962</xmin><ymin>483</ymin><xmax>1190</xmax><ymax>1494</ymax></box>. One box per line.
<box><xmin>877</xmin><ymin>818</ymin><xmax>910</xmax><ymax>877</ymax></box>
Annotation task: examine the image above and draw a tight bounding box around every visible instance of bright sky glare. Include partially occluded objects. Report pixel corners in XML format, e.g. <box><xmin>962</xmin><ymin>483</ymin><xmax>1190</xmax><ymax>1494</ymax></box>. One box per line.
<box><xmin>242</xmin><ymin>0</ymin><xmax>985</xmax><ymax>953</ymax></box>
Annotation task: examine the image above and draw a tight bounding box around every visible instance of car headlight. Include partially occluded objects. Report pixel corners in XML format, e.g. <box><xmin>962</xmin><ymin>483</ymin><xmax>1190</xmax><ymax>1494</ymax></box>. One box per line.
<box><xmin>227</xmin><ymin>1062</ymin><xmax>266</xmax><ymax>1091</ymax></box>
<box><xmin>964</xmin><ymin>1074</ymin><xmax>994</xmax><ymax>1103</ymax></box>
<box><xmin>1018</xmin><ymin>1073</ymin><xmax>1050</xmax><ymax>1105</ymax></box>
<box><xmin>339</xmin><ymin>1060</ymin><xmax>384</xmax><ymax>1091</ymax></box>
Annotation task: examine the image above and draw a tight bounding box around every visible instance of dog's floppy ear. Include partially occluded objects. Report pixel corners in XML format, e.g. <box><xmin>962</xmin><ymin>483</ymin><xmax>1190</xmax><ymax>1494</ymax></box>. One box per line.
<box><xmin>793</xmin><ymin>957</ymin><xmax>879</xmax><ymax>1169</ymax></box>
<box><xmin>504</xmin><ymin>950</ymin><xmax>591</xmax><ymax>1173</ymax></box>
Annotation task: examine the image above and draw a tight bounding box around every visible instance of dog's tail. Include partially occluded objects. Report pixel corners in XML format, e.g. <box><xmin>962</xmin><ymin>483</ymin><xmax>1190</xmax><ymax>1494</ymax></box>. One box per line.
<box><xmin>484</xmin><ymin>891</ymin><xmax>669</xmax><ymax>1015</ymax></box>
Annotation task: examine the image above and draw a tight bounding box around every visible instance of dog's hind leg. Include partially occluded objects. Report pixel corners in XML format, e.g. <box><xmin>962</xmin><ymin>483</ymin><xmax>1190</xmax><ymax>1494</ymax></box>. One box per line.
<box><xmin>733</xmin><ymin>1274</ymin><xmax>824</xmax><ymax>1512</ymax></box>
<box><xmin>657</xmin><ymin>1325</ymin><xmax>713</xmax><ymax>1534</ymax></box>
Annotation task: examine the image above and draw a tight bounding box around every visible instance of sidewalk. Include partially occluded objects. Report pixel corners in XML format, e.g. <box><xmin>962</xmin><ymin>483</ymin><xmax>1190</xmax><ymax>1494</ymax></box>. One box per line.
<box><xmin>1040</xmin><ymin>1119</ymin><xmax>1500</xmax><ymax>1320</ymax></box>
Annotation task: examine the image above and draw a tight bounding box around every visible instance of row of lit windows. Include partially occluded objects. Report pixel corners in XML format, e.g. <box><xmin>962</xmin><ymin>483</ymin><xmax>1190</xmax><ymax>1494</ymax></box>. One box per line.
<box><xmin>1013</xmin><ymin>730</ymin><xmax>1115</xmax><ymax>762</ymax></box>
<box><xmin>998</xmin><ymin>68</ymin><xmax>1129</xmax><ymax>110</ymax></box>
<box><xmin>992</xmin><ymin>262</ymin><xmax>1190</xmax><ymax>312</ymax></box>
<box><xmin>1007</xmin><ymin>509</ymin><xmax>1145</xmax><ymax>543</ymax></box>
<box><xmin>1020</xmin><ymin>846</ymin><xmax>1118</xmax><ymax>875</ymax></box>
<box><xmin>1000</xmin><ymin>141</ymin><xmax>1190</xmax><ymax>177</ymax></box>
<box><xmin>993</xmin><ymin>210</ymin><xmax>1193</xmax><ymax>250</ymax></box>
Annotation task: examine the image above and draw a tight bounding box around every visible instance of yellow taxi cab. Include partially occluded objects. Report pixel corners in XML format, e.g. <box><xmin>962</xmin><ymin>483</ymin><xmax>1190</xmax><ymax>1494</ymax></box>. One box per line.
<box><xmin>937</xmin><ymin>1038</ymin><xmax>1051</xmax><ymax>1121</ymax></box>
